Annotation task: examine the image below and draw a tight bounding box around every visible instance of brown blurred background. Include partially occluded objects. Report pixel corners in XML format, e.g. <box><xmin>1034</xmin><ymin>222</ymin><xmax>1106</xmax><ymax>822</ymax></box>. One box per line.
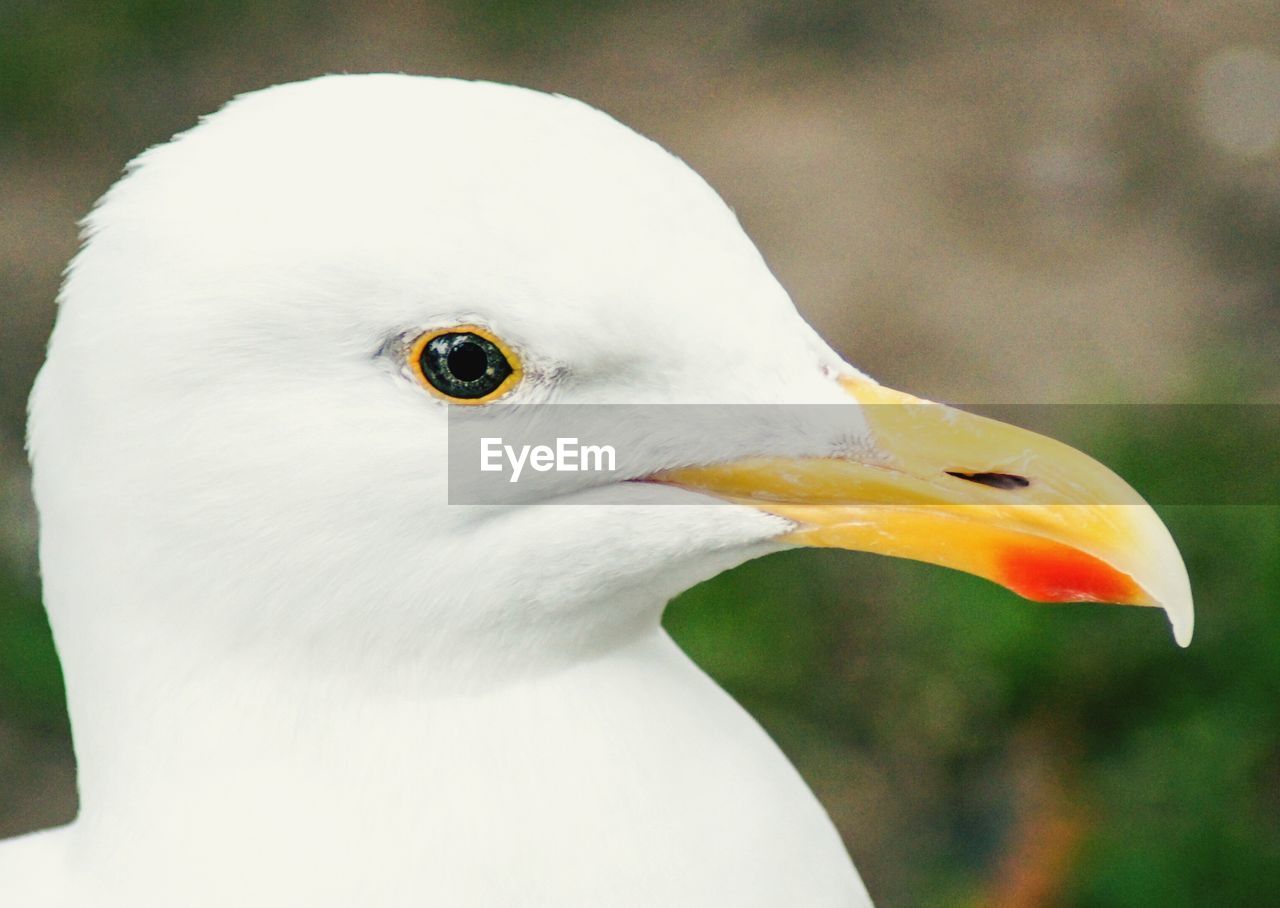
<box><xmin>2</xmin><ymin>2</ymin><xmax>1278</xmax><ymax>905</ymax></box>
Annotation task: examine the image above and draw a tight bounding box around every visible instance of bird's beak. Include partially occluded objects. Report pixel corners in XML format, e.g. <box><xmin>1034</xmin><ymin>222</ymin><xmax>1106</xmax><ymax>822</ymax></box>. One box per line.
<box><xmin>653</xmin><ymin>376</ymin><xmax>1193</xmax><ymax>646</ymax></box>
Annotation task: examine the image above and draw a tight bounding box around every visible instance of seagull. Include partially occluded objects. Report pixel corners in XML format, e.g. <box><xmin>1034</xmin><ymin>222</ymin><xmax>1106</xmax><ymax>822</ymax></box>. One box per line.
<box><xmin>3</xmin><ymin>74</ymin><xmax>1192</xmax><ymax>906</ymax></box>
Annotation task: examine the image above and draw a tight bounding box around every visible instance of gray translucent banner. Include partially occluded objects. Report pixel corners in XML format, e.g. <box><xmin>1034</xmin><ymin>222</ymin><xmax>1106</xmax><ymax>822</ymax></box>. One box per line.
<box><xmin>446</xmin><ymin>404</ymin><xmax>1280</xmax><ymax>506</ymax></box>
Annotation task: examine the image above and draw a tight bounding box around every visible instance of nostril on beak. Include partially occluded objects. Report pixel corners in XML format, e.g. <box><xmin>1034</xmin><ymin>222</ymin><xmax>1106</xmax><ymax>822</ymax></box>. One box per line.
<box><xmin>946</xmin><ymin>471</ymin><xmax>1031</xmax><ymax>491</ymax></box>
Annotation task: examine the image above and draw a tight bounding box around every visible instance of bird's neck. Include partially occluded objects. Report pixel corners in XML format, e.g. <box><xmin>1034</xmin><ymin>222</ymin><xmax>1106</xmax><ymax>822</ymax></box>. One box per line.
<box><xmin>60</xmin><ymin>628</ymin><xmax>744</xmax><ymax>858</ymax></box>
<box><xmin>48</xmin><ymin>579</ymin><xmax>676</xmax><ymax>830</ymax></box>
<box><xmin>41</xmin><ymin>623</ymin><xmax>865</xmax><ymax>906</ymax></box>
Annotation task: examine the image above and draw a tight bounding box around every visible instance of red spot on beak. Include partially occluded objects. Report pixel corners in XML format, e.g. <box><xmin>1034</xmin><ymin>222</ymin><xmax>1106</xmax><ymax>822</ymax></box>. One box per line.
<box><xmin>998</xmin><ymin>540</ymin><xmax>1146</xmax><ymax>605</ymax></box>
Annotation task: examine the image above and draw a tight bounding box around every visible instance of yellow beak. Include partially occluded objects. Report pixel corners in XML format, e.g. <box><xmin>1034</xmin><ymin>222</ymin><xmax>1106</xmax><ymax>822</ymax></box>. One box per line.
<box><xmin>653</xmin><ymin>376</ymin><xmax>1193</xmax><ymax>646</ymax></box>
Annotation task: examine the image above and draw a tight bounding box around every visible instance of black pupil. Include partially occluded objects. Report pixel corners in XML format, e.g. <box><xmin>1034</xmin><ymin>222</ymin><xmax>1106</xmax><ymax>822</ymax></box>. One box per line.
<box><xmin>420</xmin><ymin>332</ymin><xmax>512</xmax><ymax>400</ymax></box>
<box><xmin>447</xmin><ymin>342</ymin><xmax>488</xmax><ymax>382</ymax></box>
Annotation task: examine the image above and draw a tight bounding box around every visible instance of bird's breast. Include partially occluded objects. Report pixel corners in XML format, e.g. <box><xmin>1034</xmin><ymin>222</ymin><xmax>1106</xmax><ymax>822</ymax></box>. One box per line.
<box><xmin>62</xmin><ymin>632</ymin><xmax>869</xmax><ymax>907</ymax></box>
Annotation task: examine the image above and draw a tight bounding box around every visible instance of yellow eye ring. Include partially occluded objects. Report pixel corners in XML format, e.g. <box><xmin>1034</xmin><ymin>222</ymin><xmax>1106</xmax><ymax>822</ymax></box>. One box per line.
<box><xmin>409</xmin><ymin>325</ymin><xmax>522</xmax><ymax>404</ymax></box>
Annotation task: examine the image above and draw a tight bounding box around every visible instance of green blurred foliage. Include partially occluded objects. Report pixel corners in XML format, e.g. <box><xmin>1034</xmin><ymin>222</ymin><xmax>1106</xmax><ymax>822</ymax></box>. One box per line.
<box><xmin>0</xmin><ymin>565</ymin><xmax>64</xmax><ymax>735</ymax></box>
<box><xmin>454</xmin><ymin>0</ymin><xmax>624</xmax><ymax>52</ymax></box>
<box><xmin>0</xmin><ymin>0</ymin><xmax>256</xmax><ymax>143</ymax></box>
<box><xmin>0</xmin><ymin>0</ymin><xmax>614</xmax><ymax>144</ymax></box>
<box><xmin>665</xmin><ymin>407</ymin><xmax>1280</xmax><ymax>904</ymax></box>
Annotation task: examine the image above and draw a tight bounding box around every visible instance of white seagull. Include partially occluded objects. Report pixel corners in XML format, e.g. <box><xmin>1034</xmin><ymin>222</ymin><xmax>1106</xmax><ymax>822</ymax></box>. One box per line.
<box><xmin>3</xmin><ymin>74</ymin><xmax>1191</xmax><ymax>907</ymax></box>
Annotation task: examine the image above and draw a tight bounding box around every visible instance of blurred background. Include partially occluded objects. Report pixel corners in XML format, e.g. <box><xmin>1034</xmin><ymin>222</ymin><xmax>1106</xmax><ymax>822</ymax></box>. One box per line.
<box><xmin>1</xmin><ymin>1</ymin><xmax>1278</xmax><ymax>905</ymax></box>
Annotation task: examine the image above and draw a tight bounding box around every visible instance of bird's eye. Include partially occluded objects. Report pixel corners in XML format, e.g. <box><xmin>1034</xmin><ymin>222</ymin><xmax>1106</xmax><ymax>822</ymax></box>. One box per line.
<box><xmin>410</xmin><ymin>326</ymin><xmax>520</xmax><ymax>403</ymax></box>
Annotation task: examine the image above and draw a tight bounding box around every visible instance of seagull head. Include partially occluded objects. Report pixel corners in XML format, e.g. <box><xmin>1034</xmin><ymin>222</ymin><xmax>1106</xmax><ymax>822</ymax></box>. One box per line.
<box><xmin>29</xmin><ymin>74</ymin><xmax>1192</xmax><ymax>698</ymax></box>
